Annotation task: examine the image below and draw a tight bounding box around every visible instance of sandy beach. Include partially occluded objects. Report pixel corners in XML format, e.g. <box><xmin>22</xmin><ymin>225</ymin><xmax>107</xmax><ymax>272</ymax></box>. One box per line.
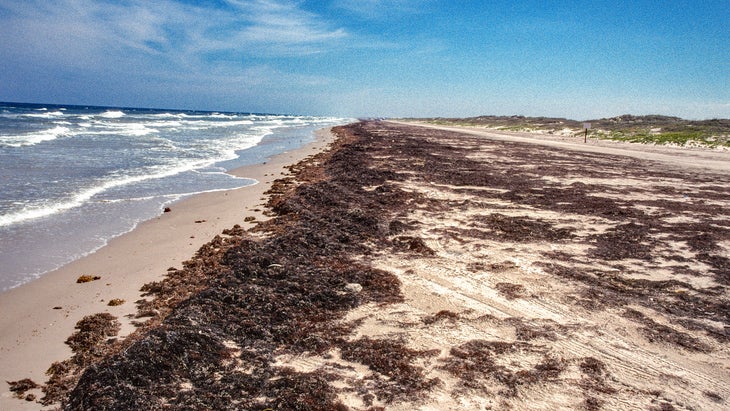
<box><xmin>4</xmin><ymin>121</ymin><xmax>730</xmax><ymax>410</ymax></box>
<box><xmin>0</xmin><ymin>128</ymin><xmax>336</xmax><ymax>410</ymax></box>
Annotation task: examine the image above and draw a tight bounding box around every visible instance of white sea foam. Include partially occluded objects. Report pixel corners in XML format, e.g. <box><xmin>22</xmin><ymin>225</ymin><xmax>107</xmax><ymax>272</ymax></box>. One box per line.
<box><xmin>189</xmin><ymin>118</ymin><xmax>255</xmax><ymax>128</ymax></box>
<box><xmin>0</xmin><ymin>159</ymin><xmax>209</xmax><ymax>227</ymax></box>
<box><xmin>210</xmin><ymin>113</ymin><xmax>237</xmax><ymax>119</ymax></box>
<box><xmin>145</xmin><ymin>120</ymin><xmax>184</xmax><ymax>128</ymax></box>
<box><xmin>78</xmin><ymin>122</ymin><xmax>158</xmax><ymax>137</ymax></box>
<box><xmin>150</xmin><ymin>112</ymin><xmax>187</xmax><ymax>119</ymax></box>
<box><xmin>23</xmin><ymin>110</ymin><xmax>64</xmax><ymax>118</ymax></box>
<box><xmin>99</xmin><ymin>110</ymin><xmax>126</xmax><ymax>118</ymax></box>
<box><xmin>114</xmin><ymin>123</ymin><xmax>156</xmax><ymax>136</ymax></box>
<box><xmin>0</xmin><ymin>129</ymin><xmax>266</xmax><ymax>227</ymax></box>
<box><xmin>0</xmin><ymin>105</ymin><xmax>351</xmax><ymax>291</ymax></box>
<box><xmin>0</xmin><ymin>125</ymin><xmax>70</xmax><ymax>147</ymax></box>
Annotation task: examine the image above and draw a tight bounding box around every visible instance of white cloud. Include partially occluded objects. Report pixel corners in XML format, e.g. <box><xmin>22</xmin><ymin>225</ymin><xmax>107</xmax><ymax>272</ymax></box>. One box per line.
<box><xmin>0</xmin><ymin>0</ymin><xmax>352</xmax><ymax>111</ymax></box>
<box><xmin>332</xmin><ymin>0</ymin><xmax>431</xmax><ymax>18</ymax></box>
<box><xmin>0</xmin><ymin>0</ymin><xmax>347</xmax><ymax>71</ymax></box>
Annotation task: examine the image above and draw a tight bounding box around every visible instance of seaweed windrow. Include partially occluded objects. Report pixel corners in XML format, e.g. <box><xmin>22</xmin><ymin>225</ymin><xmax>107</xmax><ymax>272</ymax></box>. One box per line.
<box><xmin>64</xmin><ymin>123</ymin><xmax>432</xmax><ymax>409</ymax></box>
<box><xmin>41</xmin><ymin>313</ymin><xmax>121</xmax><ymax>405</ymax></box>
<box><xmin>33</xmin><ymin>120</ymin><xmax>730</xmax><ymax>409</ymax></box>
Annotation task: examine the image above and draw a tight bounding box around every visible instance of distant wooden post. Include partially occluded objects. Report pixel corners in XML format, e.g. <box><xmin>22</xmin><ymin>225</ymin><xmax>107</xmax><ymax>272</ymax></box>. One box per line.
<box><xmin>583</xmin><ymin>122</ymin><xmax>591</xmax><ymax>143</ymax></box>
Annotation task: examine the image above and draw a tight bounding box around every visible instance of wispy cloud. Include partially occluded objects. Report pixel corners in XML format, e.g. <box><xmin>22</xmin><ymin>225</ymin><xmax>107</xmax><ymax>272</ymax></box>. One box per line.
<box><xmin>0</xmin><ymin>0</ymin><xmax>347</xmax><ymax>73</ymax></box>
<box><xmin>0</xmin><ymin>0</ymin><xmax>354</xmax><ymax>111</ymax></box>
<box><xmin>332</xmin><ymin>0</ymin><xmax>432</xmax><ymax>19</ymax></box>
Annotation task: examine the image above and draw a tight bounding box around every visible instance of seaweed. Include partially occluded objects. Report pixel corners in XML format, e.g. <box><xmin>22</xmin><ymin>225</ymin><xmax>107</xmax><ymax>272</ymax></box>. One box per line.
<box><xmin>471</xmin><ymin>213</ymin><xmax>574</xmax><ymax>242</ymax></box>
<box><xmin>392</xmin><ymin>236</ymin><xmax>435</xmax><ymax>255</ymax></box>
<box><xmin>440</xmin><ymin>339</ymin><xmax>567</xmax><ymax>397</ymax></box>
<box><xmin>649</xmin><ymin>402</ymin><xmax>677</xmax><ymax>411</ymax></box>
<box><xmin>583</xmin><ymin>396</ymin><xmax>604</xmax><ymax>411</ymax></box>
<box><xmin>703</xmin><ymin>391</ymin><xmax>724</xmax><ymax>403</ymax></box>
<box><xmin>622</xmin><ymin>309</ymin><xmax>711</xmax><ymax>352</ymax></box>
<box><xmin>589</xmin><ymin>222</ymin><xmax>655</xmax><ymax>261</ymax></box>
<box><xmin>578</xmin><ymin>357</ymin><xmax>616</xmax><ymax>397</ymax></box>
<box><xmin>20</xmin><ymin>120</ymin><xmax>727</xmax><ymax>409</ymax></box>
<box><xmin>507</xmin><ymin>317</ymin><xmax>568</xmax><ymax>341</ymax></box>
<box><xmin>41</xmin><ymin>313</ymin><xmax>121</xmax><ymax>405</ymax></box>
<box><xmin>340</xmin><ymin>337</ymin><xmax>440</xmax><ymax>403</ymax></box>
<box><xmin>62</xmin><ymin>123</ymin><xmax>425</xmax><ymax>409</ymax></box>
<box><xmin>423</xmin><ymin>310</ymin><xmax>460</xmax><ymax>325</ymax></box>
<box><xmin>7</xmin><ymin>378</ymin><xmax>38</xmax><ymax>400</ymax></box>
<box><xmin>76</xmin><ymin>275</ymin><xmax>101</xmax><ymax>283</ymax></box>
<box><xmin>697</xmin><ymin>253</ymin><xmax>730</xmax><ymax>285</ymax></box>
<box><xmin>542</xmin><ymin>260</ymin><xmax>730</xmax><ymax>343</ymax></box>
<box><xmin>63</xmin><ymin>313</ymin><xmax>120</xmax><ymax>361</ymax></box>
<box><xmin>251</xmin><ymin>368</ymin><xmax>348</xmax><ymax>411</ymax></box>
<box><xmin>495</xmin><ymin>282</ymin><xmax>526</xmax><ymax>300</ymax></box>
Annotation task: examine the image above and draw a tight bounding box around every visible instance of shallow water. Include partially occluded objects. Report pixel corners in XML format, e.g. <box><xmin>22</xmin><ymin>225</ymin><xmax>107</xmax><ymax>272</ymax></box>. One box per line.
<box><xmin>0</xmin><ymin>102</ymin><xmax>350</xmax><ymax>291</ymax></box>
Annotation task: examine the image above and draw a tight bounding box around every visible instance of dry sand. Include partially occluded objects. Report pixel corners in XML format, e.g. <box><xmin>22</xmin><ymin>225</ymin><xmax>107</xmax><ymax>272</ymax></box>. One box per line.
<box><xmin>334</xmin><ymin>122</ymin><xmax>730</xmax><ymax>410</ymax></box>
<box><xmin>393</xmin><ymin>120</ymin><xmax>730</xmax><ymax>174</ymax></box>
<box><xmin>4</xmin><ymin>121</ymin><xmax>730</xmax><ymax>410</ymax></box>
<box><xmin>262</xmin><ymin>121</ymin><xmax>728</xmax><ymax>410</ymax></box>
<box><xmin>0</xmin><ymin>128</ymin><xmax>335</xmax><ymax>410</ymax></box>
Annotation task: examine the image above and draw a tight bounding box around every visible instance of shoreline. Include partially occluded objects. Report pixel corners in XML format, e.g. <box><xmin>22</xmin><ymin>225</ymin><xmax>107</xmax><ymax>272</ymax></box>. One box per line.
<box><xmin>56</xmin><ymin>121</ymin><xmax>730</xmax><ymax>409</ymax></box>
<box><xmin>0</xmin><ymin>127</ymin><xmax>337</xmax><ymax>410</ymax></box>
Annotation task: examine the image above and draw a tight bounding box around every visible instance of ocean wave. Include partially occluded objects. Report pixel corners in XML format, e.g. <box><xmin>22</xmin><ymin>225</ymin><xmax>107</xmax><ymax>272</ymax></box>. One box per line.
<box><xmin>150</xmin><ymin>112</ymin><xmax>186</xmax><ymax>119</ymax></box>
<box><xmin>0</xmin><ymin>143</ymin><xmax>265</xmax><ymax>227</ymax></box>
<box><xmin>0</xmin><ymin>126</ymin><xmax>70</xmax><ymax>147</ymax></box>
<box><xmin>99</xmin><ymin>110</ymin><xmax>126</xmax><ymax>118</ymax></box>
<box><xmin>0</xmin><ymin>160</ymin><xmax>207</xmax><ymax>227</ymax></box>
<box><xmin>77</xmin><ymin>121</ymin><xmax>158</xmax><ymax>137</ymax></box>
<box><xmin>207</xmin><ymin>119</ymin><xmax>255</xmax><ymax>127</ymax></box>
<box><xmin>215</xmin><ymin>133</ymin><xmax>265</xmax><ymax>161</ymax></box>
<box><xmin>0</xmin><ymin>112</ymin><xmax>351</xmax><ymax>227</ymax></box>
<box><xmin>210</xmin><ymin>113</ymin><xmax>237</xmax><ymax>119</ymax></box>
<box><xmin>99</xmin><ymin>178</ymin><xmax>256</xmax><ymax>205</ymax></box>
<box><xmin>23</xmin><ymin>110</ymin><xmax>65</xmax><ymax>118</ymax></box>
<box><xmin>144</xmin><ymin>119</ymin><xmax>256</xmax><ymax>131</ymax></box>
<box><xmin>144</xmin><ymin>120</ymin><xmax>184</xmax><ymax>128</ymax></box>
<box><xmin>108</xmin><ymin>123</ymin><xmax>157</xmax><ymax>136</ymax></box>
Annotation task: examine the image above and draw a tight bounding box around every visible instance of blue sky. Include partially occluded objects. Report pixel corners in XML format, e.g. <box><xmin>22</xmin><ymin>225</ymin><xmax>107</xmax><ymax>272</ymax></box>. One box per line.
<box><xmin>0</xmin><ymin>0</ymin><xmax>727</xmax><ymax>119</ymax></box>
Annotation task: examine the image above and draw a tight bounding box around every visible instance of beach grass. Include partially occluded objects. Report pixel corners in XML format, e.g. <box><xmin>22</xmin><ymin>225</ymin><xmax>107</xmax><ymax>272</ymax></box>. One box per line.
<box><xmin>595</xmin><ymin>129</ymin><xmax>729</xmax><ymax>147</ymax></box>
<box><xmin>418</xmin><ymin>115</ymin><xmax>730</xmax><ymax>148</ymax></box>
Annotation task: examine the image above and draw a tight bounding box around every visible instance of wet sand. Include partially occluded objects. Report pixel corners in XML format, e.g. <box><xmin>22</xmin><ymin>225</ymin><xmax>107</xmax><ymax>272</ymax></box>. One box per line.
<box><xmin>0</xmin><ymin>128</ymin><xmax>336</xmax><ymax>410</ymax></box>
<box><xmin>5</xmin><ymin>121</ymin><xmax>730</xmax><ymax>409</ymax></box>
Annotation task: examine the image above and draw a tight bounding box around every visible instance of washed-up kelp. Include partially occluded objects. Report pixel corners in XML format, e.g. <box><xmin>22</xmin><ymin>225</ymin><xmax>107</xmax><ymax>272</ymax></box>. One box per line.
<box><xmin>54</xmin><ymin>121</ymin><xmax>730</xmax><ymax>409</ymax></box>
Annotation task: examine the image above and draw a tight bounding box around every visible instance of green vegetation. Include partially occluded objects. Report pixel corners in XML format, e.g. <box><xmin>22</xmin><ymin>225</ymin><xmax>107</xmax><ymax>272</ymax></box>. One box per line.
<box><xmin>596</xmin><ymin>129</ymin><xmax>728</xmax><ymax>147</ymax></box>
<box><xmin>416</xmin><ymin>114</ymin><xmax>730</xmax><ymax>148</ymax></box>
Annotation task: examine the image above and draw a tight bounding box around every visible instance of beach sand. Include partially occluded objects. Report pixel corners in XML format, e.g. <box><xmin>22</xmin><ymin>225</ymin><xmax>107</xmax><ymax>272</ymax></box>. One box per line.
<box><xmin>4</xmin><ymin>121</ymin><xmax>730</xmax><ymax>410</ymax></box>
<box><xmin>0</xmin><ymin>128</ymin><xmax>336</xmax><ymax>410</ymax></box>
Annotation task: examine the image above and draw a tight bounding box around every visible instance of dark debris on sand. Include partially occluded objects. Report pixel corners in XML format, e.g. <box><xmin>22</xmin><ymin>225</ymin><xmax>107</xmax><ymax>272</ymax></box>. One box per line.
<box><xmin>24</xmin><ymin>120</ymin><xmax>729</xmax><ymax>409</ymax></box>
<box><xmin>62</xmin><ymin>123</ymin><xmax>432</xmax><ymax>410</ymax></box>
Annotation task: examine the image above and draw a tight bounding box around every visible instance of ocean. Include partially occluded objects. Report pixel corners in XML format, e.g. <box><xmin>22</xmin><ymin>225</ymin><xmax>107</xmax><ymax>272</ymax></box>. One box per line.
<box><xmin>0</xmin><ymin>102</ymin><xmax>350</xmax><ymax>291</ymax></box>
